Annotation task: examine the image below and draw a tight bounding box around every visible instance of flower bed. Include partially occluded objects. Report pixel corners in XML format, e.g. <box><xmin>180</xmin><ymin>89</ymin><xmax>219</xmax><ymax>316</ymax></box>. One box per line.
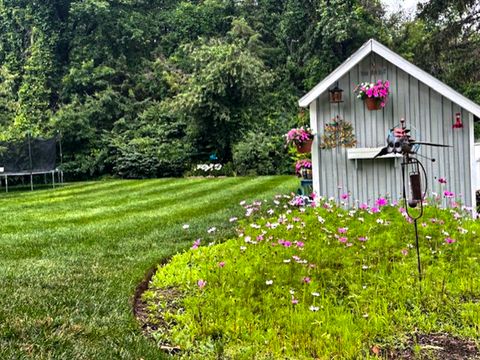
<box><xmin>144</xmin><ymin>195</ymin><xmax>480</xmax><ymax>359</ymax></box>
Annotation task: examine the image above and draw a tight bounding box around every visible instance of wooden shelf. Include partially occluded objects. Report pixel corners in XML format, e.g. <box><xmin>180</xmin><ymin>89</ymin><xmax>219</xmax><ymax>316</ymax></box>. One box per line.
<box><xmin>347</xmin><ymin>147</ymin><xmax>402</xmax><ymax>160</ymax></box>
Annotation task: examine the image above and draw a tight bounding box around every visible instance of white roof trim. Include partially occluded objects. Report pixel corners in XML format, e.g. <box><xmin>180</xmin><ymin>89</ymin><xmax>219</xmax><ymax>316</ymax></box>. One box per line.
<box><xmin>298</xmin><ymin>39</ymin><xmax>480</xmax><ymax>119</ymax></box>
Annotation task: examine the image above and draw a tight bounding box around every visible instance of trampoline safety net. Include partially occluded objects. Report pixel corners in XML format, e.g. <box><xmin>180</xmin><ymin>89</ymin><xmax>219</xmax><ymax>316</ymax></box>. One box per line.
<box><xmin>0</xmin><ymin>136</ymin><xmax>58</xmax><ymax>174</ymax></box>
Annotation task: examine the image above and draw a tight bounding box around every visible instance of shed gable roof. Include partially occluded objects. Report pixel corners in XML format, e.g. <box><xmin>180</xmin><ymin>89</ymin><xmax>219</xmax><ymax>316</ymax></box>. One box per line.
<box><xmin>298</xmin><ymin>39</ymin><xmax>480</xmax><ymax>118</ymax></box>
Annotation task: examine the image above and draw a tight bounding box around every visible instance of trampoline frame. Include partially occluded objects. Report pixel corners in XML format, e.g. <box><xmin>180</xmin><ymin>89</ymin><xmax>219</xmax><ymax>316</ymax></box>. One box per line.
<box><xmin>1</xmin><ymin>169</ymin><xmax>64</xmax><ymax>192</ymax></box>
<box><xmin>0</xmin><ymin>134</ymin><xmax>64</xmax><ymax>192</ymax></box>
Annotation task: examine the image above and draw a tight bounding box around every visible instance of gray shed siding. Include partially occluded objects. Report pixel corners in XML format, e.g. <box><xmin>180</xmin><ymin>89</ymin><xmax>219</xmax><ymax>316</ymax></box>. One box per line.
<box><xmin>310</xmin><ymin>53</ymin><xmax>475</xmax><ymax>208</ymax></box>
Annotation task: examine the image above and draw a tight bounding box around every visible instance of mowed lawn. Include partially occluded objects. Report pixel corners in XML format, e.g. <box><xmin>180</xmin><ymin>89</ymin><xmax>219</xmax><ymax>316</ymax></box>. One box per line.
<box><xmin>0</xmin><ymin>176</ymin><xmax>297</xmax><ymax>359</ymax></box>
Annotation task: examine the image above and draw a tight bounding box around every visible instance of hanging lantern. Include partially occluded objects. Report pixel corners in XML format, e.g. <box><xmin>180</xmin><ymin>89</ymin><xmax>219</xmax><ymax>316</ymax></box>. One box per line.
<box><xmin>453</xmin><ymin>112</ymin><xmax>463</xmax><ymax>129</ymax></box>
<box><xmin>329</xmin><ymin>84</ymin><xmax>344</xmax><ymax>103</ymax></box>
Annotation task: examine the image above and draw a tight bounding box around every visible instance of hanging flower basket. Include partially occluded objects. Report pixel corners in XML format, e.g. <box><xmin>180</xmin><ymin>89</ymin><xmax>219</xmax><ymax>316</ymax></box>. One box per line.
<box><xmin>296</xmin><ymin>138</ymin><xmax>313</xmax><ymax>153</ymax></box>
<box><xmin>295</xmin><ymin>159</ymin><xmax>312</xmax><ymax>179</ymax></box>
<box><xmin>365</xmin><ymin>97</ymin><xmax>383</xmax><ymax>111</ymax></box>
<box><xmin>354</xmin><ymin>80</ymin><xmax>390</xmax><ymax>111</ymax></box>
<box><xmin>285</xmin><ymin>127</ymin><xmax>314</xmax><ymax>153</ymax></box>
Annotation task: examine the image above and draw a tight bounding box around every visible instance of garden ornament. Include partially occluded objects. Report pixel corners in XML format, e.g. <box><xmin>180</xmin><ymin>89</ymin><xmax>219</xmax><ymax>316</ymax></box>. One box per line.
<box><xmin>375</xmin><ymin>118</ymin><xmax>451</xmax><ymax>281</ymax></box>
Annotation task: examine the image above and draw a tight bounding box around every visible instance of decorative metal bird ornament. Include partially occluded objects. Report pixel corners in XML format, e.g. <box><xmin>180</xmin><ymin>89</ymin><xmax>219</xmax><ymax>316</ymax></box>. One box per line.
<box><xmin>374</xmin><ymin>120</ymin><xmax>450</xmax><ymax>159</ymax></box>
<box><xmin>374</xmin><ymin>118</ymin><xmax>451</xmax><ymax>281</ymax></box>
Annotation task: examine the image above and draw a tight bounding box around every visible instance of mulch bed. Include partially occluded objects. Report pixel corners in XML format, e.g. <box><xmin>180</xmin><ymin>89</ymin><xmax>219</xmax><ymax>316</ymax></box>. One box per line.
<box><xmin>380</xmin><ymin>333</ymin><xmax>480</xmax><ymax>359</ymax></box>
<box><xmin>133</xmin><ymin>261</ymin><xmax>183</xmax><ymax>354</ymax></box>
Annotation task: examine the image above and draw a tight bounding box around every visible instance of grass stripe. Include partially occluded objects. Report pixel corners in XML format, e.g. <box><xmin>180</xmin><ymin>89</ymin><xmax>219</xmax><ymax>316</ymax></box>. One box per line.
<box><xmin>0</xmin><ymin>176</ymin><xmax>297</xmax><ymax>359</ymax></box>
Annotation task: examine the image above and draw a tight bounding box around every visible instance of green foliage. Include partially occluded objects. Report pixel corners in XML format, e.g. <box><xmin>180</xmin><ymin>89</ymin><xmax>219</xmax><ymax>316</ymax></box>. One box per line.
<box><xmin>233</xmin><ymin>131</ymin><xmax>290</xmax><ymax>176</ymax></box>
<box><xmin>390</xmin><ymin>0</ymin><xmax>480</xmax><ymax>105</ymax></box>
<box><xmin>170</xmin><ymin>36</ymin><xmax>272</xmax><ymax>162</ymax></box>
<box><xmin>109</xmin><ymin>102</ymin><xmax>191</xmax><ymax>179</ymax></box>
<box><xmin>0</xmin><ymin>0</ymin><xmax>477</xmax><ymax>178</ymax></box>
<box><xmin>146</xmin><ymin>197</ymin><xmax>480</xmax><ymax>359</ymax></box>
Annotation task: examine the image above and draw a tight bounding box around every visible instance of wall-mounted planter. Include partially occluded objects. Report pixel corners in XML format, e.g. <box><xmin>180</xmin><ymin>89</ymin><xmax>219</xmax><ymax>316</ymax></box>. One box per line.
<box><xmin>296</xmin><ymin>138</ymin><xmax>313</xmax><ymax>154</ymax></box>
<box><xmin>365</xmin><ymin>97</ymin><xmax>383</xmax><ymax>111</ymax></box>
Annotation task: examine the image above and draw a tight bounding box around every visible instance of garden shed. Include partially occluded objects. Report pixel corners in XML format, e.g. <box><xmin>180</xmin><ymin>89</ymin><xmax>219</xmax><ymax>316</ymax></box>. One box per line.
<box><xmin>299</xmin><ymin>39</ymin><xmax>480</xmax><ymax>209</ymax></box>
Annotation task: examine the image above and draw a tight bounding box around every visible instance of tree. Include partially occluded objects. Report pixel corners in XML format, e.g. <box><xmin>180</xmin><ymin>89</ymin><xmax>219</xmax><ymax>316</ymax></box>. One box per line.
<box><xmin>168</xmin><ymin>24</ymin><xmax>272</xmax><ymax>161</ymax></box>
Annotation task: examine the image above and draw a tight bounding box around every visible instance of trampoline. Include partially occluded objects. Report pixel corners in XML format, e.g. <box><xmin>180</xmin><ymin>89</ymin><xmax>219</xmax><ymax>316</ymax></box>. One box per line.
<box><xmin>0</xmin><ymin>135</ymin><xmax>64</xmax><ymax>192</ymax></box>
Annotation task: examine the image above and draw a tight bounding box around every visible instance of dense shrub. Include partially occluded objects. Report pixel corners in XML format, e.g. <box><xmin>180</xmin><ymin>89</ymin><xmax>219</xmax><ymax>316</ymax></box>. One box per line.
<box><xmin>232</xmin><ymin>131</ymin><xmax>290</xmax><ymax>176</ymax></box>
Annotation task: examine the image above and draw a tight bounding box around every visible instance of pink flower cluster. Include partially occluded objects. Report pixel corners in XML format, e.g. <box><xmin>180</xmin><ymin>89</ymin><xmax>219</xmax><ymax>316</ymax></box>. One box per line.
<box><xmin>285</xmin><ymin>127</ymin><xmax>313</xmax><ymax>146</ymax></box>
<box><xmin>295</xmin><ymin>159</ymin><xmax>312</xmax><ymax>175</ymax></box>
<box><xmin>354</xmin><ymin>80</ymin><xmax>390</xmax><ymax>107</ymax></box>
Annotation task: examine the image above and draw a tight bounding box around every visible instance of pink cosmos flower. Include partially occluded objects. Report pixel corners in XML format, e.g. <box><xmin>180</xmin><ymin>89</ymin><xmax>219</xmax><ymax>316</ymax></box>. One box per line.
<box><xmin>445</xmin><ymin>237</ymin><xmax>456</xmax><ymax>244</ymax></box>
<box><xmin>197</xmin><ymin>279</ymin><xmax>207</xmax><ymax>289</ymax></box>
<box><xmin>291</xmin><ymin>298</ymin><xmax>299</xmax><ymax>305</ymax></box>
<box><xmin>338</xmin><ymin>237</ymin><xmax>348</xmax><ymax>243</ymax></box>
<box><xmin>218</xmin><ymin>261</ymin><xmax>225</xmax><ymax>268</ymax></box>
<box><xmin>375</xmin><ymin>197</ymin><xmax>388</xmax><ymax>207</ymax></box>
<box><xmin>191</xmin><ymin>239</ymin><xmax>201</xmax><ymax>249</ymax></box>
<box><xmin>443</xmin><ymin>191</ymin><xmax>455</xmax><ymax>198</ymax></box>
<box><xmin>359</xmin><ymin>203</ymin><xmax>369</xmax><ymax>210</ymax></box>
<box><xmin>283</xmin><ymin>241</ymin><xmax>292</xmax><ymax>247</ymax></box>
<box><xmin>371</xmin><ymin>207</ymin><xmax>380</xmax><ymax>213</ymax></box>
<box><xmin>438</xmin><ymin>177</ymin><xmax>447</xmax><ymax>184</ymax></box>
<box><xmin>303</xmin><ymin>277</ymin><xmax>311</xmax><ymax>284</ymax></box>
<box><xmin>296</xmin><ymin>241</ymin><xmax>305</xmax><ymax>248</ymax></box>
<box><xmin>338</xmin><ymin>227</ymin><xmax>348</xmax><ymax>234</ymax></box>
<box><xmin>358</xmin><ymin>236</ymin><xmax>367</xmax><ymax>242</ymax></box>
<box><xmin>401</xmin><ymin>249</ymin><xmax>408</xmax><ymax>256</ymax></box>
<box><xmin>340</xmin><ymin>193</ymin><xmax>349</xmax><ymax>200</ymax></box>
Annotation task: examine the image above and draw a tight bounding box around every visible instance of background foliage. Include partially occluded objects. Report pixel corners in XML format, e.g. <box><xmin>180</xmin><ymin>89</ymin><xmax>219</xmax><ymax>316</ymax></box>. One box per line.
<box><xmin>0</xmin><ymin>0</ymin><xmax>479</xmax><ymax>178</ymax></box>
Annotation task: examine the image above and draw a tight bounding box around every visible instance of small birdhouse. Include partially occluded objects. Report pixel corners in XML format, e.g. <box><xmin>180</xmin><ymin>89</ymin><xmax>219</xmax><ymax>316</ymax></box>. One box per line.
<box><xmin>329</xmin><ymin>85</ymin><xmax>344</xmax><ymax>103</ymax></box>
